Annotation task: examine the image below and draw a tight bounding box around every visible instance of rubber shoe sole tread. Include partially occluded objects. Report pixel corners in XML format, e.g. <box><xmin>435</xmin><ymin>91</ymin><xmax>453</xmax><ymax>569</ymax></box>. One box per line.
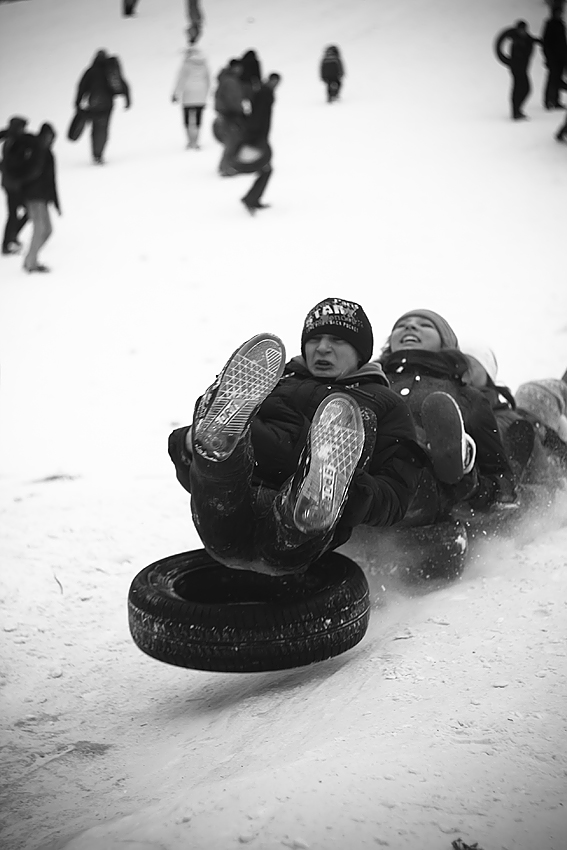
<box><xmin>293</xmin><ymin>394</ymin><xmax>365</xmax><ymax>534</ymax></box>
<box><xmin>421</xmin><ymin>391</ymin><xmax>467</xmax><ymax>485</ymax></box>
<box><xmin>193</xmin><ymin>333</ymin><xmax>286</xmax><ymax>461</ymax></box>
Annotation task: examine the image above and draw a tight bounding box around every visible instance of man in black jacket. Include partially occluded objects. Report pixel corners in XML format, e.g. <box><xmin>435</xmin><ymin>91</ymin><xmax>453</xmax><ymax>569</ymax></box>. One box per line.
<box><xmin>240</xmin><ymin>72</ymin><xmax>280</xmax><ymax>214</ymax></box>
<box><xmin>541</xmin><ymin>3</ymin><xmax>567</xmax><ymax>108</ymax></box>
<box><xmin>75</xmin><ymin>50</ymin><xmax>131</xmax><ymax>164</ymax></box>
<box><xmin>168</xmin><ymin>298</ymin><xmax>423</xmax><ymax>575</ymax></box>
<box><xmin>495</xmin><ymin>20</ymin><xmax>541</xmax><ymax>119</ymax></box>
<box><xmin>0</xmin><ymin>116</ymin><xmax>29</xmax><ymax>255</ymax></box>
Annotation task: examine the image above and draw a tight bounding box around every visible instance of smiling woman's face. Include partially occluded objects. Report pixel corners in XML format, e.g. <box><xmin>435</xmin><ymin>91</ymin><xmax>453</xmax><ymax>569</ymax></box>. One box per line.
<box><xmin>304</xmin><ymin>334</ymin><xmax>360</xmax><ymax>379</ymax></box>
<box><xmin>389</xmin><ymin>315</ymin><xmax>443</xmax><ymax>353</ymax></box>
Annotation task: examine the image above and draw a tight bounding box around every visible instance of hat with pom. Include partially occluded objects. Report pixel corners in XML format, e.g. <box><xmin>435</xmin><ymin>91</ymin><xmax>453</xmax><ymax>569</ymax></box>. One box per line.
<box><xmin>301</xmin><ymin>297</ymin><xmax>374</xmax><ymax>365</ymax></box>
<box><xmin>393</xmin><ymin>309</ymin><xmax>459</xmax><ymax>350</ymax></box>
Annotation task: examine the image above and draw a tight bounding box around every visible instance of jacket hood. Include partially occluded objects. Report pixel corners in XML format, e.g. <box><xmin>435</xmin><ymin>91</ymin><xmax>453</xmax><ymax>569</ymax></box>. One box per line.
<box><xmin>285</xmin><ymin>355</ymin><xmax>389</xmax><ymax>386</ymax></box>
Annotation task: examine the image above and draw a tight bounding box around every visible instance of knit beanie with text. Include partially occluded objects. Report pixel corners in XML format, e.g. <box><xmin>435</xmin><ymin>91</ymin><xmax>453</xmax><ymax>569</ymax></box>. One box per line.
<box><xmin>301</xmin><ymin>297</ymin><xmax>374</xmax><ymax>365</ymax></box>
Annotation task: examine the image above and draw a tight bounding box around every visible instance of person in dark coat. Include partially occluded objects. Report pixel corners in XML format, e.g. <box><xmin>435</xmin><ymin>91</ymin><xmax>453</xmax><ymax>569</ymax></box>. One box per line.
<box><xmin>378</xmin><ymin>310</ymin><xmax>516</xmax><ymax>526</ymax></box>
<box><xmin>240</xmin><ymin>72</ymin><xmax>280</xmax><ymax>214</ymax></box>
<box><xmin>214</xmin><ymin>59</ymin><xmax>246</xmax><ymax>176</ymax></box>
<box><xmin>541</xmin><ymin>4</ymin><xmax>567</xmax><ymax>109</ymax></box>
<box><xmin>186</xmin><ymin>0</ymin><xmax>204</xmax><ymax>43</ymax></box>
<box><xmin>75</xmin><ymin>50</ymin><xmax>131</xmax><ymax>164</ymax></box>
<box><xmin>0</xmin><ymin>116</ymin><xmax>29</xmax><ymax>255</ymax></box>
<box><xmin>494</xmin><ymin>20</ymin><xmax>541</xmax><ymax>119</ymax></box>
<box><xmin>239</xmin><ymin>49</ymin><xmax>262</xmax><ymax>98</ymax></box>
<box><xmin>19</xmin><ymin>123</ymin><xmax>61</xmax><ymax>273</ymax></box>
<box><xmin>168</xmin><ymin>297</ymin><xmax>424</xmax><ymax>576</ymax></box>
<box><xmin>320</xmin><ymin>45</ymin><xmax>345</xmax><ymax>103</ymax></box>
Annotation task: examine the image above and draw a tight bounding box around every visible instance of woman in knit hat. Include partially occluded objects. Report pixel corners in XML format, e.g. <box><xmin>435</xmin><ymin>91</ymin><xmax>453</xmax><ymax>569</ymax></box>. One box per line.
<box><xmin>378</xmin><ymin>309</ymin><xmax>516</xmax><ymax>524</ymax></box>
<box><xmin>168</xmin><ymin>297</ymin><xmax>425</xmax><ymax>575</ymax></box>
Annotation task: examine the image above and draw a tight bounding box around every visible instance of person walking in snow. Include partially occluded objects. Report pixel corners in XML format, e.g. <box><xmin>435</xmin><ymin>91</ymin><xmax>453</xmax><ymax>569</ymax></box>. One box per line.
<box><xmin>541</xmin><ymin>3</ymin><xmax>567</xmax><ymax>109</ymax></box>
<box><xmin>240</xmin><ymin>72</ymin><xmax>280</xmax><ymax>214</ymax></box>
<box><xmin>320</xmin><ymin>45</ymin><xmax>345</xmax><ymax>103</ymax></box>
<box><xmin>186</xmin><ymin>0</ymin><xmax>204</xmax><ymax>44</ymax></box>
<box><xmin>168</xmin><ymin>297</ymin><xmax>423</xmax><ymax>576</ymax></box>
<box><xmin>19</xmin><ymin>123</ymin><xmax>61</xmax><ymax>273</ymax></box>
<box><xmin>494</xmin><ymin>20</ymin><xmax>541</xmax><ymax>120</ymax></box>
<box><xmin>214</xmin><ymin>58</ymin><xmax>246</xmax><ymax>176</ymax></box>
<box><xmin>74</xmin><ymin>50</ymin><xmax>131</xmax><ymax>164</ymax></box>
<box><xmin>0</xmin><ymin>116</ymin><xmax>30</xmax><ymax>256</ymax></box>
<box><xmin>377</xmin><ymin>310</ymin><xmax>516</xmax><ymax>526</ymax></box>
<box><xmin>172</xmin><ymin>42</ymin><xmax>211</xmax><ymax>149</ymax></box>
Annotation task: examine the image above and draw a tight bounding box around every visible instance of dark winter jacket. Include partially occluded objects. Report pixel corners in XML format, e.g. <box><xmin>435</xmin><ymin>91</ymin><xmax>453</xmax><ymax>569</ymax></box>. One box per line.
<box><xmin>244</xmin><ymin>84</ymin><xmax>275</xmax><ymax>144</ymax></box>
<box><xmin>320</xmin><ymin>48</ymin><xmax>344</xmax><ymax>82</ymax></box>
<box><xmin>21</xmin><ymin>144</ymin><xmax>59</xmax><ymax>208</ymax></box>
<box><xmin>380</xmin><ymin>349</ymin><xmax>516</xmax><ymax>509</ymax></box>
<box><xmin>495</xmin><ymin>27</ymin><xmax>540</xmax><ymax>72</ymax></box>
<box><xmin>214</xmin><ymin>67</ymin><xmax>245</xmax><ymax>117</ymax></box>
<box><xmin>169</xmin><ymin>357</ymin><xmax>425</xmax><ymax>547</ymax></box>
<box><xmin>76</xmin><ymin>53</ymin><xmax>131</xmax><ymax>113</ymax></box>
<box><xmin>542</xmin><ymin>17</ymin><xmax>567</xmax><ymax>66</ymax></box>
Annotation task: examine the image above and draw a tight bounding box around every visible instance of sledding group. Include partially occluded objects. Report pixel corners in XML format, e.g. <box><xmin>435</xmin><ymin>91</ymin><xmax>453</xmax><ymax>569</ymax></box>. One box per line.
<box><xmin>495</xmin><ymin>0</ymin><xmax>567</xmax><ymax>140</ymax></box>
<box><xmin>168</xmin><ymin>298</ymin><xmax>567</xmax><ymax>577</ymax></box>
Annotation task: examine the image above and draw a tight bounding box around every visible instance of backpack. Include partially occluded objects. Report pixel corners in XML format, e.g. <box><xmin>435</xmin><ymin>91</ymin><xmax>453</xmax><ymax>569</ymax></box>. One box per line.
<box><xmin>105</xmin><ymin>56</ymin><xmax>126</xmax><ymax>95</ymax></box>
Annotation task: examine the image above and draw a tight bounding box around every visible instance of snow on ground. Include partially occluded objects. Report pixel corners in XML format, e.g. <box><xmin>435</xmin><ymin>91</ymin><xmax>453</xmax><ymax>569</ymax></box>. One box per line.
<box><xmin>0</xmin><ymin>0</ymin><xmax>566</xmax><ymax>848</ymax></box>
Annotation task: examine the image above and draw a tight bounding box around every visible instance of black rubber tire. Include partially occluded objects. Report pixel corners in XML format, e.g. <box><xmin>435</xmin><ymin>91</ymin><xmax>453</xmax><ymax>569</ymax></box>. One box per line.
<box><xmin>231</xmin><ymin>141</ymin><xmax>272</xmax><ymax>174</ymax></box>
<box><xmin>128</xmin><ymin>549</ymin><xmax>370</xmax><ymax>673</ymax></box>
<box><xmin>392</xmin><ymin>519</ymin><xmax>469</xmax><ymax>584</ymax></box>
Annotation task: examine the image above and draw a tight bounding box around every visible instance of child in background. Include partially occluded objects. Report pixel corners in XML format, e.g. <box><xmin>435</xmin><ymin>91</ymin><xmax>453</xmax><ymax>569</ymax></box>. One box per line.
<box><xmin>172</xmin><ymin>42</ymin><xmax>211</xmax><ymax>149</ymax></box>
<box><xmin>320</xmin><ymin>45</ymin><xmax>345</xmax><ymax>103</ymax></box>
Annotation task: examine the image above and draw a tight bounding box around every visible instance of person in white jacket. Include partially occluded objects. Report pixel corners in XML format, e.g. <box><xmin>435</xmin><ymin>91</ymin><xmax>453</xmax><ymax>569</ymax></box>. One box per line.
<box><xmin>172</xmin><ymin>45</ymin><xmax>211</xmax><ymax>148</ymax></box>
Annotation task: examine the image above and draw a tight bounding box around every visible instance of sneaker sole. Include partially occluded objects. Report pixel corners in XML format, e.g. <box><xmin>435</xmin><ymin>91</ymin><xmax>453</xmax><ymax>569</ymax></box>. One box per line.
<box><xmin>293</xmin><ymin>394</ymin><xmax>365</xmax><ymax>533</ymax></box>
<box><xmin>194</xmin><ymin>334</ymin><xmax>286</xmax><ymax>460</ymax></box>
<box><xmin>421</xmin><ymin>392</ymin><xmax>466</xmax><ymax>485</ymax></box>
